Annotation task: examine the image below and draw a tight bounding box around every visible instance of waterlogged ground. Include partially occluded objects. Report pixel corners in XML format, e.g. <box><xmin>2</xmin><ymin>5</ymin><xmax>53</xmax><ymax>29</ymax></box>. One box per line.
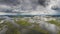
<box><xmin>0</xmin><ymin>16</ymin><xmax>60</xmax><ymax>34</ymax></box>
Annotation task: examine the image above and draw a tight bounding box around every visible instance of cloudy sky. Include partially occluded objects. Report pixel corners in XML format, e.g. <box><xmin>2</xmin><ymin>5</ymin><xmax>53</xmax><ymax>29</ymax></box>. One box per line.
<box><xmin>0</xmin><ymin>0</ymin><xmax>60</xmax><ymax>15</ymax></box>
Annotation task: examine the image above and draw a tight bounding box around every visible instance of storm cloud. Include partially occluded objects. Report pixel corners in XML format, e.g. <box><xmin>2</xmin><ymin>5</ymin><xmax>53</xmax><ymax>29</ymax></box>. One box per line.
<box><xmin>0</xmin><ymin>0</ymin><xmax>60</xmax><ymax>15</ymax></box>
<box><xmin>0</xmin><ymin>0</ymin><xmax>20</xmax><ymax>6</ymax></box>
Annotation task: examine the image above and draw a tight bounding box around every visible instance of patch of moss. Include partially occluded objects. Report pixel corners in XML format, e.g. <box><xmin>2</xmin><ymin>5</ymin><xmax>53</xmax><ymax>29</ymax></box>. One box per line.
<box><xmin>29</xmin><ymin>23</ymin><xmax>49</xmax><ymax>34</ymax></box>
<box><xmin>6</xmin><ymin>28</ymin><xmax>21</xmax><ymax>34</ymax></box>
<box><xmin>47</xmin><ymin>20</ymin><xmax>60</xmax><ymax>34</ymax></box>
<box><xmin>0</xmin><ymin>22</ymin><xmax>6</xmax><ymax>31</ymax></box>
<box><xmin>15</xmin><ymin>19</ymin><xmax>31</xmax><ymax>27</ymax></box>
<box><xmin>47</xmin><ymin>20</ymin><xmax>60</xmax><ymax>26</ymax></box>
<box><xmin>5</xmin><ymin>21</ymin><xmax>21</xmax><ymax>34</ymax></box>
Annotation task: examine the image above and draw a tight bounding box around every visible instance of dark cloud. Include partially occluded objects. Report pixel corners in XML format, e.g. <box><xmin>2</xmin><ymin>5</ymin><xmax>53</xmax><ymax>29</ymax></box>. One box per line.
<box><xmin>38</xmin><ymin>0</ymin><xmax>46</xmax><ymax>6</ymax></box>
<box><xmin>0</xmin><ymin>0</ymin><xmax>20</xmax><ymax>6</ymax></box>
<box><xmin>38</xmin><ymin>0</ymin><xmax>50</xmax><ymax>7</ymax></box>
<box><xmin>0</xmin><ymin>0</ymin><xmax>60</xmax><ymax>15</ymax></box>
<box><xmin>51</xmin><ymin>5</ymin><xmax>60</xmax><ymax>10</ymax></box>
<box><xmin>2</xmin><ymin>9</ymin><xmax>13</xmax><ymax>13</ymax></box>
<box><xmin>0</xmin><ymin>8</ymin><xmax>13</xmax><ymax>13</ymax></box>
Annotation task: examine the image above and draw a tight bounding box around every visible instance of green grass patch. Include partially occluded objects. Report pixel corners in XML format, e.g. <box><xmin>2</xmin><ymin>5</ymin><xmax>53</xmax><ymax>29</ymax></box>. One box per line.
<box><xmin>15</xmin><ymin>19</ymin><xmax>31</xmax><ymax>27</ymax></box>
<box><xmin>29</xmin><ymin>23</ymin><xmax>49</xmax><ymax>34</ymax></box>
<box><xmin>5</xmin><ymin>21</ymin><xmax>21</xmax><ymax>34</ymax></box>
<box><xmin>47</xmin><ymin>20</ymin><xmax>60</xmax><ymax>26</ymax></box>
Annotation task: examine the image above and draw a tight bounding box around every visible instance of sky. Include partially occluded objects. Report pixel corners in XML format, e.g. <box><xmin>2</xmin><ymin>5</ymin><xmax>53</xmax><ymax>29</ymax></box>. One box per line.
<box><xmin>0</xmin><ymin>0</ymin><xmax>60</xmax><ymax>15</ymax></box>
